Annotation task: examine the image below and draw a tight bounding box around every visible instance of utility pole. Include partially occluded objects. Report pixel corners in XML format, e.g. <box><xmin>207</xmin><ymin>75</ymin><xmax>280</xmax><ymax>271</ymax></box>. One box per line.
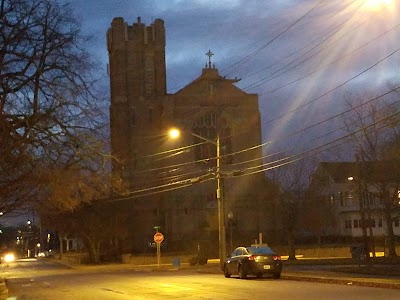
<box><xmin>216</xmin><ymin>134</ymin><xmax>226</xmax><ymax>270</ymax></box>
<box><xmin>182</xmin><ymin>130</ymin><xmax>227</xmax><ymax>270</ymax></box>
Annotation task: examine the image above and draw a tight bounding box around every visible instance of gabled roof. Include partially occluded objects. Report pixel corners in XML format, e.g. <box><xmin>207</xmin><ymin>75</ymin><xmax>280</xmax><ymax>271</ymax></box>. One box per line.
<box><xmin>318</xmin><ymin>162</ymin><xmax>357</xmax><ymax>183</ymax></box>
<box><xmin>317</xmin><ymin>161</ymin><xmax>400</xmax><ymax>183</ymax></box>
<box><xmin>173</xmin><ymin>65</ymin><xmax>249</xmax><ymax>97</ymax></box>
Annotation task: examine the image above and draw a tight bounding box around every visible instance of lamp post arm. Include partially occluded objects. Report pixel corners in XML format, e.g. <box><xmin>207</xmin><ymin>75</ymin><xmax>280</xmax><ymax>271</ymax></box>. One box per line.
<box><xmin>191</xmin><ymin>132</ymin><xmax>217</xmax><ymax>145</ymax></box>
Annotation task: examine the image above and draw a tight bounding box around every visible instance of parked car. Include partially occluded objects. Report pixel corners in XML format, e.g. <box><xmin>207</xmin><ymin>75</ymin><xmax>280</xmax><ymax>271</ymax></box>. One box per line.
<box><xmin>223</xmin><ymin>246</ymin><xmax>282</xmax><ymax>279</ymax></box>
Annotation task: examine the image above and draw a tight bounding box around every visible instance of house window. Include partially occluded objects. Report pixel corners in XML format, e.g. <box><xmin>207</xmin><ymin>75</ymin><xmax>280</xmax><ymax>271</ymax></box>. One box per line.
<box><xmin>345</xmin><ymin>220</ymin><xmax>352</xmax><ymax>229</ymax></box>
<box><xmin>353</xmin><ymin>219</ymin><xmax>359</xmax><ymax>228</ymax></box>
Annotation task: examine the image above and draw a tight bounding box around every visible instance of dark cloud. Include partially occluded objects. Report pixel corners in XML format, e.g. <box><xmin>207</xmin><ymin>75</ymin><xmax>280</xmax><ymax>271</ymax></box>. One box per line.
<box><xmin>66</xmin><ymin>0</ymin><xmax>400</xmax><ymax>152</ymax></box>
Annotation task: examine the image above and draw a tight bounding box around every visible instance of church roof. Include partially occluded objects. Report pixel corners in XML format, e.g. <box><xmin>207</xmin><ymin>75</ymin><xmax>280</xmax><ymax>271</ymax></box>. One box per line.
<box><xmin>173</xmin><ymin>64</ymin><xmax>248</xmax><ymax>97</ymax></box>
<box><xmin>173</xmin><ymin>50</ymin><xmax>252</xmax><ymax>97</ymax></box>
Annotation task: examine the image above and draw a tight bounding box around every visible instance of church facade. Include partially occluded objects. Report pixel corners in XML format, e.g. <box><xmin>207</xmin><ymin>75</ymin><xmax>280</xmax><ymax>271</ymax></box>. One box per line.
<box><xmin>107</xmin><ymin>17</ymin><xmax>280</xmax><ymax>254</ymax></box>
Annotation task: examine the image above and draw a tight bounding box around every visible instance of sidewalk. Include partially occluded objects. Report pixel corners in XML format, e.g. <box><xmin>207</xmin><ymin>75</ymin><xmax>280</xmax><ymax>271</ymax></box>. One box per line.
<box><xmin>281</xmin><ymin>267</ymin><xmax>400</xmax><ymax>289</ymax></box>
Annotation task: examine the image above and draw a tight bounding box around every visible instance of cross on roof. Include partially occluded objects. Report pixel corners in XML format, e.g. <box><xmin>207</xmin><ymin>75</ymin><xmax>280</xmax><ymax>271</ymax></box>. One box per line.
<box><xmin>205</xmin><ymin>49</ymin><xmax>214</xmax><ymax>66</ymax></box>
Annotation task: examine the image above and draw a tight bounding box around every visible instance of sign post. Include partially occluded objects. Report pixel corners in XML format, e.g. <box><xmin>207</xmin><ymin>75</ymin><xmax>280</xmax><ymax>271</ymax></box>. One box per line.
<box><xmin>154</xmin><ymin>232</ymin><xmax>164</xmax><ymax>269</ymax></box>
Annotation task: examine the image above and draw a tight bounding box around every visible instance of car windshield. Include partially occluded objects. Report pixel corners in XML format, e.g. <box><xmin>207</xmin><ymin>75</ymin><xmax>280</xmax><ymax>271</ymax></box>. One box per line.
<box><xmin>246</xmin><ymin>247</ymin><xmax>276</xmax><ymax>255</ymax></box>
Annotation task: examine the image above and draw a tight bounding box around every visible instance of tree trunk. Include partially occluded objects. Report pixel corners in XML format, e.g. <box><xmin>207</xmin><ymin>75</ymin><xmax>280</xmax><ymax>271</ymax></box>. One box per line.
<box><xmin>317</xmin><ymin>231</ymin><xmax>322</xmax><ymax>257</ymax></box>
<box><xmin>59</xmin><ymin>236</ymin><xmax>63</xmax><ymax>259</ymax></box>
<box><xmin>367</xmin><ymin>210</ymin><xmax>376</xmax><ymax>258</ymax></box>
<box><xmin>384</xmin><ymin>208</ymin><xmax>397</xmax><ymax>257</ymax></box>
<box><xmin>287</xmin><ymin>231</ymin><xmax>296</xmax><ymax>260</ymax></box>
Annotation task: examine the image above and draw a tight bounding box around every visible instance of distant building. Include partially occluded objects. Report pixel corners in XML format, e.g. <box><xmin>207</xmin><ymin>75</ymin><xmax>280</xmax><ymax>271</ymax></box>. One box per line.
<box><xmin>107</xmin><ymin>17</ymin><xmax>279</xmax><ymax>253</ymax></box>
<box><xmin>309</xmin><ymin>161</ymin><xmax>400</xmax><ymax>239</ymax></box>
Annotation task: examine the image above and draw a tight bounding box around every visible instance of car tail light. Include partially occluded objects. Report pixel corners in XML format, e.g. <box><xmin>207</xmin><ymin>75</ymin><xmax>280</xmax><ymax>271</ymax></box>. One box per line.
<box><xmin>248</xmin><ymin>255</ymin><xmax>256</xmax><ymax>261</ymax></box>
<box><xmin>273</xmin><ymin>255</ymin><xmax>281</xmax><ymax>261</ymax></box>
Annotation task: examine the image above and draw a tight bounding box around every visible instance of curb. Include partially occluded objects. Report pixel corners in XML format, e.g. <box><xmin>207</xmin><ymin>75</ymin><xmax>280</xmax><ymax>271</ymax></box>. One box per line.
<box><xmin>192</xmin><ymin>265</ymin><xmax>400</xmax><ymax>289</ymax></box>
<box><xmin>282</xmin><ymin>274</ymin><xmax>400</xmax><ymax>289</ymax></box>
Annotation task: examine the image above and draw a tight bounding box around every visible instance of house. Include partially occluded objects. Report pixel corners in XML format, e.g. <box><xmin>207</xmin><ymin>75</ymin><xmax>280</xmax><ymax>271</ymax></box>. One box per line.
<box><xmin>308</xmin><ymin>161</ymin><xmax>400</xmax><ymax>239</ymax></box>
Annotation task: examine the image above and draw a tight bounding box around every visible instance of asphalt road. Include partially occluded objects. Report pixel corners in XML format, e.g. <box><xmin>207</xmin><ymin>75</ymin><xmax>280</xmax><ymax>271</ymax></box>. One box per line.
<box><xmin>3</xmin><ymin>259</ymin><xmax>400</xmax><ymax>300</ymax></box>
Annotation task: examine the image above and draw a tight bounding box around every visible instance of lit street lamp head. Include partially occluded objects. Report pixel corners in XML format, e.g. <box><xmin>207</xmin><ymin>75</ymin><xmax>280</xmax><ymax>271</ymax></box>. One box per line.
<box><xmin>168</xmin><ymin>128</ymin><xmax>180</xmax><ymax>139</ymax></box>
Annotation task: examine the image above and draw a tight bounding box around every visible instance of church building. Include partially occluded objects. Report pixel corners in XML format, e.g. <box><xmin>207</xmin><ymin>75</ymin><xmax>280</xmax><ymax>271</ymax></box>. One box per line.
<box><xmin>107</xmin><ymin>17</ymin><xmax>279</xmax><ymax>254</ymax></box>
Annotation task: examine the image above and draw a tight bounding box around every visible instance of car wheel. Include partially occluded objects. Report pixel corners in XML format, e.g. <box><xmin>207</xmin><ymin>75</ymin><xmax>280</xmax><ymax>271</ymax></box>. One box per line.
<box><xmin>224</xmin><ymin>265</ymin><xmax>231</xmax><ymax>278</ymax></box>
<box><xmin>238</xmin><ymin>264</ymin><xmax>247</xmax><ymax>279</ymax></box>
<box><xmin>189</xmin><ymin>256</ymin><xmax>198</xmax><ymax>266</ymax></box>
<box><xmin>198</xmin><ymin>257</ymin><xmax>208</xmax><ymax>265</ymax></box>
<box><xmin>272</xmin><ymin>272</ymin><xmax>281</xmax><ymax>279</ymax></box>
<box><xmin>256</xmin><ymin>273</ymin><xmax>263</xmax><ymax>279</ymax></box>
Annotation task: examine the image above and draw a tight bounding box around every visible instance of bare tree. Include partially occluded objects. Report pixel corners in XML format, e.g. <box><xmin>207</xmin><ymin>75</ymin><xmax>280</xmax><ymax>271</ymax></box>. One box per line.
<box><xmin>0</xmin><ymin>0</ymin><xmax>111</xmax><ymax>213</ymax></box>
<box><xmin>41</xmin><ymin>200</ymin><xmax>130</xmax><ymax>264</ymax></box>
<box><xmin>269</xmin><ymin>156</ymin><xmax>316</xmax><ymax>260</ymax></box>
<box><xmin>342</xmin><ymin>90</ymin><xmax>400</xmax><ymax>257</ymax></box>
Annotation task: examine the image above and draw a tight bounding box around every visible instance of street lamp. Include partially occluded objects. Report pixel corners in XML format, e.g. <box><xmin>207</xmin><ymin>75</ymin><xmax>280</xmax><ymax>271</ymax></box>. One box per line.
<box><xmin>169</xmin><ymin>128</ymin><xmax>227</xmax><ymax>269</ymax></box>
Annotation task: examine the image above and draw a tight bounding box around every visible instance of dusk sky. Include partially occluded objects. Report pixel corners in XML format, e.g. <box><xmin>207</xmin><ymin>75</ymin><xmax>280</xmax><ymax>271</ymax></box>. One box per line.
<box><xmin>68</xmin><ymin>0</ymin><xmax>400</xmax><ymax>159</ymax></box>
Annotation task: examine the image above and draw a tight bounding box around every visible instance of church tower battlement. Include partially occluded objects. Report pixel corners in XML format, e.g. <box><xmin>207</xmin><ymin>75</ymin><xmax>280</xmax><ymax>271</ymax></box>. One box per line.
<box><xmin>107</xmin><ymin>17</ymin><xmax>166</xmax><ymax>102</ymax></box>
<box><xmin>107</xmin><ymin>17</ymin><xmax>166</xmax><ymax>184</ymax></box>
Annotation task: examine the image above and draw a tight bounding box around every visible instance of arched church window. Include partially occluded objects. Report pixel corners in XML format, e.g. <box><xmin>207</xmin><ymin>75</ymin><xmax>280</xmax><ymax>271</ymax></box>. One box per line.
<box><xmin>192</xmin><ymin>111</ymin><xmax>232</xmax><ymax>165</ymax></box>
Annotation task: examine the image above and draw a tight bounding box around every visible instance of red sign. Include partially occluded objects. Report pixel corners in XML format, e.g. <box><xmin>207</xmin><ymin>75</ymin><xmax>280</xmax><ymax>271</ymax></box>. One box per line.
<box><xmin>154</xmin><ymin>232</ymin><xmax>164</xmax><ymax>243</ymax></box>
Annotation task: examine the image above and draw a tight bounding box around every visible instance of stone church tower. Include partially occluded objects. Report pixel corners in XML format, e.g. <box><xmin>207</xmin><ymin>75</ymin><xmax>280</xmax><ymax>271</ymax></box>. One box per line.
<box><xmin>107</xmin><ymin>17</ymin><xmax>279</xmax><ymax>254</ymax></box>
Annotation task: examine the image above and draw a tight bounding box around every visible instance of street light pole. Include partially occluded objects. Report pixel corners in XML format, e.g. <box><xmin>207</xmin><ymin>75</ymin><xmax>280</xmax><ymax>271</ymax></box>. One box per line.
<box><xmin>216</xmin><ymin>134</ymin><xmax>227</xmax><ymax>270</ymax></box>
<box><xmin>171</xmin><ymin>128</ymin><xmax>227</xmax><ymax>270</ymax></box>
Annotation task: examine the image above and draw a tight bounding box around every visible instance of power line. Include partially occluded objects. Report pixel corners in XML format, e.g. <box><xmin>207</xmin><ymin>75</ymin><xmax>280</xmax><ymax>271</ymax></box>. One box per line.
<box><xmin>221</xmin><ymin>0</ymin><xmax>326</xmax><ymax>76</ymax></box>
<box><xmin>243</xmin><ymin>1</ymin><xmax>365</xmax><ymax>90</ymax></box>
<box><xmin>262</xmin><ymin>45</ymin><xmax>400</xmax><ymax>126</ymax></box>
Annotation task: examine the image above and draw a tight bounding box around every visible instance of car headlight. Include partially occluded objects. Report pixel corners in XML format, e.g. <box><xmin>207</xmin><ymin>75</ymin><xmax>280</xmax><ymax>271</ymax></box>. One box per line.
<box><xmin>3</xmin><ymin>253</ymin><xmax>15</xmax><ymax>263</ymax></box>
